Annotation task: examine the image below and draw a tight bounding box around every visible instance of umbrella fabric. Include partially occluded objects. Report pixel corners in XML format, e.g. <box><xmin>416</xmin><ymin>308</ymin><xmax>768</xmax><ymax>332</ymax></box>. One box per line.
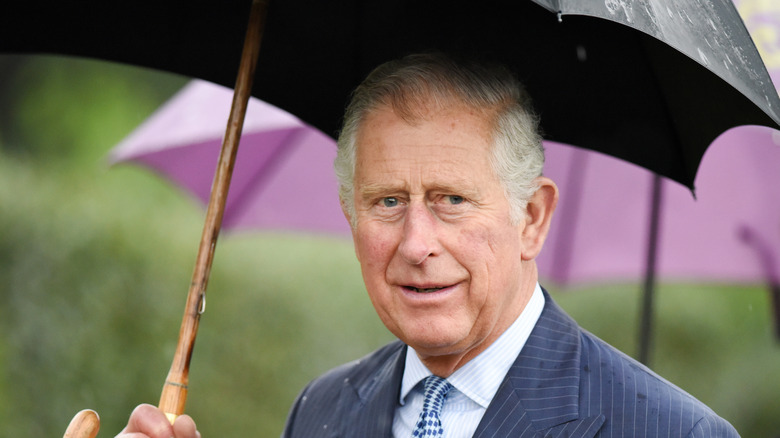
<box><xmin>537</xmin><ymin>131</ymin><xmax>780</xmax><ymax>287</ymax></box>
<box><xmin>537</xmin><ymin>0</ymin><xmax>780</xmax><ymax>358</ymax></box>
<box><xmin>1</xmin><ymin>0</ymin><xmax>779</xmax><ymax>189</ymax></box>
<box><xmin>110</xmin><ymin>80</ymin><xmax>349</xmax><ymax>235</ymax></box>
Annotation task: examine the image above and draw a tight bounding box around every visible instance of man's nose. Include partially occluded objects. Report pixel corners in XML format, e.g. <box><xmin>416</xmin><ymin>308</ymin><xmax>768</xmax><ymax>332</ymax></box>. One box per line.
<box><xmin>398</xmin><ymin>203</ymin><xmax>441</xmax><ymax>265</ymax></box>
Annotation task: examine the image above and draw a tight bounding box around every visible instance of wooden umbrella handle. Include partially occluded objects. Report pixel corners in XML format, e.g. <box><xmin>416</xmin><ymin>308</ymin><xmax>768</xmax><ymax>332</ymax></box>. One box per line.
<box><xmin>158</xmin><ymin>0</ymin><xmax>269</xmax><ymax>423</ymax></box>
<box><xmin>63</xmin><ymin>410</ymin><xmax>100</xmax><ymax>438</ymax></box>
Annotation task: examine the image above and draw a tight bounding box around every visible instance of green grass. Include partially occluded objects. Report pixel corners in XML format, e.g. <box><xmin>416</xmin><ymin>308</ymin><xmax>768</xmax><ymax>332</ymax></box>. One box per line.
<box><xmin>0</xmin><ymin>149</ymin><xmax>391</xmax><ymax>436</ymax></box>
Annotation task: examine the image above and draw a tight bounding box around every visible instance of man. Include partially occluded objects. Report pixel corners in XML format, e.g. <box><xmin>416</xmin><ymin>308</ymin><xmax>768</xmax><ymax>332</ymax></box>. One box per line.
<box><xmin>118</xmin><ymin>54</ymin><xmax>739</xmax><ymax>437</ymax></box>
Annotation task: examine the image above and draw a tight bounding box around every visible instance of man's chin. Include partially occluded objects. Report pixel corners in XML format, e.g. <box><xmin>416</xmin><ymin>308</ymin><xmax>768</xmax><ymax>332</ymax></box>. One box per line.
<box><xmin>404</xmin><ymin>332</ymin><xmax>474</xmax><ymax>359</ymax></box>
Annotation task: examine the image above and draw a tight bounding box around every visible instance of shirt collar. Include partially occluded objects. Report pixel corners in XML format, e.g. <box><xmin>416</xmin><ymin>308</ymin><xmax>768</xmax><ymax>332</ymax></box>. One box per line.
<box><xmin>399</xmin><ymin>283</ymin><xmax>545</xmax><ymax>407</ymax></box>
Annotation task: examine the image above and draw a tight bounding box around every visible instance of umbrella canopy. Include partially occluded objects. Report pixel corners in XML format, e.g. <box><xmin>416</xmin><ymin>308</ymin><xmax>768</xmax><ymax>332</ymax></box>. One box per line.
<box><xmin>110</xmin><ymin>79</ymin><xmax>349</xmax><ymax>235</ymax></box>
<box><xmin>534</xmin><ymin>1</ymin><xmax>780</xmax><ymax>360</ymax></box>
<box><xmin>1</xmin><ymin>0</ymin><xmax>779</xmax><ymax>189</ymax></box>
<box><xmin>537</xmin><ymin>125</ymin><xmax>780</xmax><ymax>360</ymax></box>
<box><xmin>537</xmin><ymin>131</ymin><xmax>780</xmax><ymax>287</ymax></box>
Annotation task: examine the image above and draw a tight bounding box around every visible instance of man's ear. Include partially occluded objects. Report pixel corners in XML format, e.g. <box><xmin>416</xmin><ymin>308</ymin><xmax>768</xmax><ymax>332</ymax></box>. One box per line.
<box><xmin>520</xmin><ymin>176</ymin><xmax>558</xmax><ymax>261</ymax></box>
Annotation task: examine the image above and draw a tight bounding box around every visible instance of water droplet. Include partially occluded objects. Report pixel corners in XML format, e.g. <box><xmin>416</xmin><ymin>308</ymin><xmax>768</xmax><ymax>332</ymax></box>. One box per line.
<box><xmin>697</xmin><ymin>48</ymin><xmax>710</xmax><ymax>66</ymax></box>
<box><xmin>605</xmin><ymin>0</ymin><xmax>619</xmax><ymax>14</ymax></box>
<box><xmin>577</xmin><ymin>45</ymin><xmax>587</xmax><ymax>62</ymax></box>
<box><xmin>771</xmin><ymin>129</ymin><xmax>780</xmax><ymax>146</ymax></box>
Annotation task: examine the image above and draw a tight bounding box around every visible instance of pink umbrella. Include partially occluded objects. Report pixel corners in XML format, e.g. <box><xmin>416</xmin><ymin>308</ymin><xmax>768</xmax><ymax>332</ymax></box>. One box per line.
<box><xmin>110</xmin><ymin>79</ymin><xmax>349</xmax><ymax>236</ymax></box>
<box><xmin>537</xmin><ymin>127</ymin><xmax>780</xmax><ymax>361</ymax></box>
<box><xmin>538</xmin><ymin>131</ymin><xmax>780</xmax><ymax>287</ymax></box>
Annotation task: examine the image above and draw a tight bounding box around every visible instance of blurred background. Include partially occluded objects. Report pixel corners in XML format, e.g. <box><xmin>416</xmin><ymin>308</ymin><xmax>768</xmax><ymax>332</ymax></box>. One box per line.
<box><xmin>0</xmin><ymin>53</ymin><xmax>779</xmax><ymax>437</ymax></box>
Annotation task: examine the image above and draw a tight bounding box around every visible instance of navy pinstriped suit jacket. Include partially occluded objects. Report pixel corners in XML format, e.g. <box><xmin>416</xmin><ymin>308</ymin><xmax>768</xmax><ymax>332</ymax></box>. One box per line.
<box><xmin>282</xmin><ymin>289</ymin><xmax>739</xmax><ymax>437</ymax></box>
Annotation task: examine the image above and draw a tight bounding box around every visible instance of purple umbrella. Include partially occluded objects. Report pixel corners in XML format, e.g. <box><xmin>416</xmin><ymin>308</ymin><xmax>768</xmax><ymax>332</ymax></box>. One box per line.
<box><xmin>538</xmin><ymin>127</ymin><xmax>780</xmax><ymax>360</ymax></box>
<box><xmin>538</xmin><ymin>131</ymin><xmax>780</xmax><ymax>286</ymax></box>
<box><xmin>110</xmin><ymin>79</ymin><xmax>349</xmax><ymax>236</ymax></box>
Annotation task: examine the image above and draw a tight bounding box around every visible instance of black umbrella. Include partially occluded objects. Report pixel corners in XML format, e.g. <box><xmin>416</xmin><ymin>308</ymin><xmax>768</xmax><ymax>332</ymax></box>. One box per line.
<box><xmin>2</xmin><ymin>0</ymin><xmax>779</xmax><ymax>189</ymax></box>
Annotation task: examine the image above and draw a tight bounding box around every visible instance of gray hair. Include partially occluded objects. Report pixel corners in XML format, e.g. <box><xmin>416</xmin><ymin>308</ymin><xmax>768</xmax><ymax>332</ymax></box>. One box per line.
<box><xmin>335</xmin><ymin>53</ymin><xmax>545</xmax><ymax>225</ymax></box>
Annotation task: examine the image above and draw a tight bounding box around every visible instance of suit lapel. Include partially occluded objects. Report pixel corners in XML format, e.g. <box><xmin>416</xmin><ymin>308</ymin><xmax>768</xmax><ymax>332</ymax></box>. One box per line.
<box><xmin>473</xmin><ymin>290</ymin><xmax>605</xmax><ymax>438</ymax></box>
<box><xmin>339</xmin><ymin>341</ymin><xmax>406</xmax><ymax>438</ymax></box>
<box><xmin>332</xmin><ymin>291</ymin><xmax>606</xmax><ymax>438</ymax></box>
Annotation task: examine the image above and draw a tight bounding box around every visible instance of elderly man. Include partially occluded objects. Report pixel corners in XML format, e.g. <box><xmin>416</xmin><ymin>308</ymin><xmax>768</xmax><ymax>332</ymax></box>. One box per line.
<box><xmin>118</xmin><ymin>54</ymin><xmax>738</xmax><ymax>437</ymax></box>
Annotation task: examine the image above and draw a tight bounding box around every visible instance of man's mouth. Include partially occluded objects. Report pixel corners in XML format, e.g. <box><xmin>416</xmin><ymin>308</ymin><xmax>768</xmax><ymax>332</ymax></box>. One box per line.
<box><xmin>405</xmin><ymin>286</ymin><xmax>446</xmax><ymax>294</ymax></box>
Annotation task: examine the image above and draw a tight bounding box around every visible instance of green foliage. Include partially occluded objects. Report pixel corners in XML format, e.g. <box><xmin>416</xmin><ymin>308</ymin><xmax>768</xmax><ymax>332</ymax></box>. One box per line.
<box><xmin>0</xmin><ymin>55</ymin><xmax>185</xmax><ymax>167</ymax></box>
<box><xmin>0</xmin><ymin>55</ymin><xmax>778</xmax><ymax>437</ymax></box>
<box><xmin>0</xmin><ymin>54</ymin><xmax>392</xmax><ymax>436</ymax></box>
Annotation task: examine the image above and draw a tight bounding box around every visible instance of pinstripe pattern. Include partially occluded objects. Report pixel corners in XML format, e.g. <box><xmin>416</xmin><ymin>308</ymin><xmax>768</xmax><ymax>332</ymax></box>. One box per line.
<box><xmin>281</xmin><ymin>289</ymin><xmax>739</xmax><ymax>437</ymax></box>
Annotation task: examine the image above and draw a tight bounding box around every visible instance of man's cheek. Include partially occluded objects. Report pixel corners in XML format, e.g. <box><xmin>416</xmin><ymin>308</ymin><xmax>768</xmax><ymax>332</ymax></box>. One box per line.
<box><xmin>356</xmin><ymin>231</ymin><xmax>395</xmax><ymax>268</ymax></box>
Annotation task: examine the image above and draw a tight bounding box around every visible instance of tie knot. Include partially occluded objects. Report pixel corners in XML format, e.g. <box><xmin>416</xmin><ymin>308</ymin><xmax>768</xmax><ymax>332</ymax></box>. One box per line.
<box><xmin>412</xmin><ymin>375</ymin><xmax>453</xmax><ymax>437</ymax></box>
<box><xmin>421</xmin><ymin>375</ymin><xmax>452</xmax><ymax>415</ymax></box>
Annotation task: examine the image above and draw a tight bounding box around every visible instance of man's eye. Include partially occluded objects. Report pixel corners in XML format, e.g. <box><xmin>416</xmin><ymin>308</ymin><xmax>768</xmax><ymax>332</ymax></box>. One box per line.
<box><xmin>382</xmin><ymin>197</ymin><xmax>399</xmax><ymax>207</ymax></box>
<box><xmin>447</xmin><ymin>195</ymin><xmax>464</xmax><ymax>205</ymax></box>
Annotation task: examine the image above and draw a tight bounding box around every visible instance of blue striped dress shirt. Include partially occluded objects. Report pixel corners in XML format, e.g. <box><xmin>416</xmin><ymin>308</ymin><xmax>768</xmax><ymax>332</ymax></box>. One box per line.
<box><xmin>393</xmin><ymin>283</ymin><xmax>545</xmax><ymax>437</ymax></box>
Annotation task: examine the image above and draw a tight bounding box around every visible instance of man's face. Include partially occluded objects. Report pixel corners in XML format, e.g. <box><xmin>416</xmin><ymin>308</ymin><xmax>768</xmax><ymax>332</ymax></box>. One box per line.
<box><xmin>348</xmin><ymin>103</ymin><xmax>539</xmax><ymax>370</ymax></box>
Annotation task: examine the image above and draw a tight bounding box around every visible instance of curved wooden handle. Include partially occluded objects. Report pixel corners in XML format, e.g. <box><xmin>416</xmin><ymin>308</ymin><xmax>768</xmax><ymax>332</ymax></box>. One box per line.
<box><xmin>63</xmin><ymin>409</ymin><xmax>100</xmax><ymax>438</ymax></box>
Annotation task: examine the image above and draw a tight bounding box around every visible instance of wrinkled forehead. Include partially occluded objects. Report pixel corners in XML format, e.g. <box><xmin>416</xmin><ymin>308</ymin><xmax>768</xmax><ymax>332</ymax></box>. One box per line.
<box><xmin>353</xmin><ymin>103</ymin><xmax>499</xmax><ymax>180</ymax></box>
<box><xmin>356</xmin><ymin>100</ymin><xmax>496</xmax><ymax>147</ymax></box>
<box><xmin>372</xmin><ymin>86</ymin><xmax>500</xmax><ymax>128</ymax></box>
<box><xmin>352</xmin><ymin>101</ymin><xmax>501</xmax><ymax>186</ymax></box>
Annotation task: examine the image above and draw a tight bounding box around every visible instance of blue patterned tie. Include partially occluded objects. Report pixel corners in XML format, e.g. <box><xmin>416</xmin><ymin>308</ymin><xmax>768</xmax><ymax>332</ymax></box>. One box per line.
<box><xmin>412</xmin><ymin>375</ymin><xmax>453</xmax><ymax>437</ymax></box>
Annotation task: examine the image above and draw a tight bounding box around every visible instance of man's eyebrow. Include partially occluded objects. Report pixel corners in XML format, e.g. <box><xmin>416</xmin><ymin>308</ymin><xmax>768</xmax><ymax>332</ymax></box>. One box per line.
<box><xmin>357</xmin><ymin>183</ymin><xmax>407</xmax><ymax>201</ymax></box>
<box><xmin>357</xmin><ymin>182</ymin><xmax>480</xmax><ymax>201</ymax></box>
<box><xmin>427</xmin><ymin>183</ymin><xmax>480</xmax><ymax>197</ymax></box>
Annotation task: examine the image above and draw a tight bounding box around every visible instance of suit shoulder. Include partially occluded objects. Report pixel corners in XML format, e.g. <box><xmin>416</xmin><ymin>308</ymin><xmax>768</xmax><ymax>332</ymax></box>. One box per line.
<box><xmin>577</xmin><ymin>328</ymin><xmax>739</xmax><ymax>436</ymax></box>
<box><xmin>537</xmin><ymin>290</ymin><xmax>737</xmax><ymax>435</ymax></box>
<box><xmin>281</xmin><ymin>340</ymin><xmax>405</xmax><ymax>437</ymax></box>
<box><xmin>303</xmin><ymin>339</ymin><xmax>405</xmax><ymax>394</ymax></box>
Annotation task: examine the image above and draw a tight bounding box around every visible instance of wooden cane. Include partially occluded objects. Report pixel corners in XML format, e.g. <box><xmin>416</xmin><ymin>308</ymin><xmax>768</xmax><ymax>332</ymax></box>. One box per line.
<box><xmin>158</xmin><ymin>0</ymin><xmax>268</xmax><ymax>422</ymax></box>
<box><xmin>63</xmin><ymin>0</ymin><xmax>269</xmax><ymax>435</ymax></box>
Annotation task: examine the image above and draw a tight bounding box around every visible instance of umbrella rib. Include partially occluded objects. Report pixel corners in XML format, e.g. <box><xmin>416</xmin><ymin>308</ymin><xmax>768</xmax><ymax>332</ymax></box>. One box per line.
<box><xmin>222</xmin><ymin>127</ymin><xmax>308</xmax><ymax>228</ymax></box>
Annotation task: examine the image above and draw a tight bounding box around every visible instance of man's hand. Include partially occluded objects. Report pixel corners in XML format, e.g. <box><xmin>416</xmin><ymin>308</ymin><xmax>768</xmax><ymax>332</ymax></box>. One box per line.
<box><xmin>116</xmin><ymin>404</ymin><xmax>200</xmax><ymax>438</ymax></box>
